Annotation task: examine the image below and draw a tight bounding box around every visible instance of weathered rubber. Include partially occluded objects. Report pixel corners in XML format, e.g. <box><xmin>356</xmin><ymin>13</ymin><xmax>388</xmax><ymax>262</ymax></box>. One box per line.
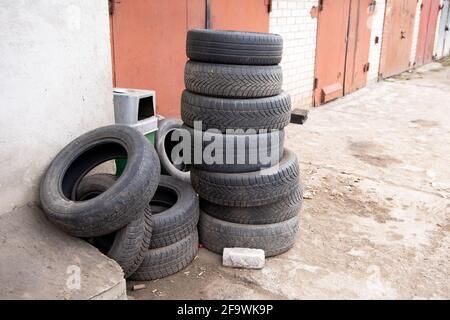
<box><xmin>181</xmin><ymin>90</ymin><xmax>291</xmax><ymax>132</ymax></box>
<box><xmin>130</xmin><ymin>231</ymin><xmax>198</xmax><ymax>281</ymax></box>
<box><xmin>77</xmin><ymin>174</ymin><xmax>153</xmax><ymax>278</ymax></box>
<box><xmin>199</xmin><ymin>212</ymin><xmax>299</xmax><ymax>257</ymax></box>
<box><xmin>200</xmin><ymin>183</ymin><xmax>303</xmax><ymax>225</ymax></box>
<box><xmin>149</xmin><ymin>175</ymin><xmax>199</xmax><ymax>249</ymax></box>
<box><xmin>40</xmin><ymin>125</ymin><xmax>160</xmax><ymax>237</ymax></box>
<box><xmin>185</xmin><ymin>61</ymin><xmax>282</xmax><ymax>99</ymax></box>
<box><xmin>187</xmin><ymin>29</ymin><xmax>283</xmax><ymax>65</ymax></box>
<box><xmin>190</xmin><ymin>149</ymin><xmax>300</xmax><ymax>207</ymax></box>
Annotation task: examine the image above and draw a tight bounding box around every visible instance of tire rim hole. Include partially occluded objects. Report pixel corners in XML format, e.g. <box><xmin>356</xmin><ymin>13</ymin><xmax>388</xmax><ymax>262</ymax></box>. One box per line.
<box><xmin>150</xmin><ymin>185</ymin><xmax>178</xmax><ymax>215</ymax></box>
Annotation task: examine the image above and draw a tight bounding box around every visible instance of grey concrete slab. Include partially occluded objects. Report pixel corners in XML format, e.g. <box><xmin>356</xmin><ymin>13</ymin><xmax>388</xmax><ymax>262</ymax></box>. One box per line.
<box><xmin>0</xmin><ymin>206</ymin><xmax>126</xmax><ymax>300</ymax></box>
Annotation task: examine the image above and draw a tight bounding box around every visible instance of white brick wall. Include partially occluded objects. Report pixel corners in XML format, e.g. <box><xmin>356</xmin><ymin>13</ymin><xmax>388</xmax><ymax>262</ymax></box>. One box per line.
<box><xmin>367</xmin><ymin>0</ymin><xmax>386</xmax><ymax>83</ymax></box>
<box><xmin>410</xmin><ymin>0</ymin><xmax>423</xmax><ymax>66</ymax></box>
<box><xmin>270</xmin><ymin>0</ymin><xmax>319</xmax><ymax>109</ymax></box>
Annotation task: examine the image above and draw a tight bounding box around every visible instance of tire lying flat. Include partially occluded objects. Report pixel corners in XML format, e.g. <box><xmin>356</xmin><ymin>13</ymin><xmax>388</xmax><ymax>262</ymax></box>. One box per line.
<box><xmin>130</xmin><ymin>230</ymin><xmax>198</xmax><ymax>281</ymax></box>
<box><xmin>199</xmin><ymin>212</ymin><xmax>299</xmax><ymax>257</ymax></box>
<box><xmin>149</xmin><ymin>175</ymin><xmax>199</xmax><ymax>249</ymax></box>
<box><xmin>187</xmin><ymin>29</ymin><xmax>283</xmax><ymax>65</ymax></box>
<box><xmin>200</xmin><ymin>183</ymin><xmax>303</xmax><ymax>225</ymax></box>
<box><xmin>190</xmin><ymin>149</ymin><xmax>300</xmax><ymax>207</ymax></box>
<box><xmin>185</xmin><ymin>61</ymin><xmax>282</xmax><ymax>99</ymax></box>
<box><xmin>40</xmin><ymin>125</ymin><xmax>160</xmax><ymax>237</ymax></box>
<box><xmin>77</xmin><ymin>174</ymin><xmax>153</xmax><ymax>278</ymax></box>
<box><xmin>183</xmin><ymin>125</ymin><xmax>284</xmax><ymax>173</ymax></box>
<box><xmin>181</xmin><ymin>90</ymin><xmax>291</xmax><ymax>132</ymax></box>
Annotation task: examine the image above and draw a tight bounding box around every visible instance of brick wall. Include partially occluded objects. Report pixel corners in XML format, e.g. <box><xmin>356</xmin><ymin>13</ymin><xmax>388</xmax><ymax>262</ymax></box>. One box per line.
<box><xmin>269</xmin><ymin>0</ymin><xmax>319</xmax><ymax>110</ymax></box>
<box><xmin>367</xmin><ymin>0</ymin><xmax>386</xmax><ymax>83</ymax></box>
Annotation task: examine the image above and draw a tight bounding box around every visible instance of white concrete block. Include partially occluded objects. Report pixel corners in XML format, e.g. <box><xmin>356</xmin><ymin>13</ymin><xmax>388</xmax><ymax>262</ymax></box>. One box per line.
<box><xmin>222</xmin><ymin>248</ymin><xmax>265</xmax><ymax>269</ymax></box>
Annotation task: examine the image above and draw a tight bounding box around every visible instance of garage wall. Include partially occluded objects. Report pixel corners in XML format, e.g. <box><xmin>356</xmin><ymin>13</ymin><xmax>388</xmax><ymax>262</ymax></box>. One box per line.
<box><xmin>0</xmin><ymin>0</ymin><xmax>114</xmax><ymax>214</ymax></box>
<box><xmin>367</xmin><ymin>0</ymin><xmax>386</xmax><ymax>83</ymax></box>
<box><xmin>410</xmin><ymin>0</ymin><xmax>423</xmax><ymax>66</ymax></box>
<box><xmin>269</xmin><ymin>0</ymin><xmax>319</xmax><ymax>109</ymax></box>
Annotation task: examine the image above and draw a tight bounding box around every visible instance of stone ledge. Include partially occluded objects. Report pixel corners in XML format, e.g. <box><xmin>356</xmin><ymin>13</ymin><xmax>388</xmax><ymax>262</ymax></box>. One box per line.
<box><xmin>0</xmin><ymin>205</ymin><xmax>126</xmax><ymax>300</ymax></box>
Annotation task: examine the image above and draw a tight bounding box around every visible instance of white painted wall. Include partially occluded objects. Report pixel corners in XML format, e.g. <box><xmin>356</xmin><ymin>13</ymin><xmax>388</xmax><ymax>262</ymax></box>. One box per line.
<box><xmin>270</xmin><ymin>0</ymin><xmax>319</xmax><ymax>109</ymax></box>
<box><xmin>0</xmin><ymin>0</ymin><xmax>114</xmax><ymax>214</ymax></box>
<box><xmin>410</xmin><ymin>0</ymin><xmax>423</xmax><ymax>66</ymax></box>
<box><xmin>367</xmin><ymin>0</ymin><xmax>386</xmax><ymax>83</ymax></box>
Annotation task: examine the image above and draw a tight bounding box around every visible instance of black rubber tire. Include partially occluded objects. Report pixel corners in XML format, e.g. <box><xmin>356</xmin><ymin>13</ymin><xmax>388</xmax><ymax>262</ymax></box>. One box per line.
<box><xmin>76</xmin><ymin>174</ymin><xmax>153</xmax><ymax>278</ymax></box>
<box><xmin>149</xmin><ymin>175</ymin><xmax>199</xmax><ymax>249</ymax></box>
<box><xmin>185</xmin><ymin>61</ymin><xmax>282</xmax><ymax>98</ymax></box>
<box><xmin>200</xmin><ymin>183</ymin><xmax>303</xmax><ymax>225</ymax></box>
<box><xmin>181</xmin><ymin>90</ymin><xmax>292</xmax><ymax>132</ymax></box>
<box><xmin>199</xmin><ymin>212</ymin><xmax>299</xmax><ymax>257</ymax></box>
<box><xmin>40</xmin><ymin>125</ymin><xmax>160</xmax><ymax>237</ymax></box>
<box><xmin>183</xmin><ymin>125</ymin><xmax>284</xmax><ymax>173</ymax></box>
<box><xmin>187</xmin><ymin>29</ymin><xmax>283</xmax><ymax>65</ymax></box>
<box><xmin>190</xmin><ymin>149</ymin><xmax>299</xmax><ymax>207</ymax></box>
<box><xmin>130</xmin><ymin>230</ymin><xmax>198</xmax><ymax>281</ymax></box>
<box><xmin>156</xmin><ymin>118</ymin><xmax>191</xmax><ymax>183</ymax></box>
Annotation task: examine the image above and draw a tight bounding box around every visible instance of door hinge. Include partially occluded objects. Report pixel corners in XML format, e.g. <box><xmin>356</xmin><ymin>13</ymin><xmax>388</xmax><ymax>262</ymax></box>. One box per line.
<box><xmin>313</xmin><ymin>78</ymin><xmax>319</xmax><ymax>90</ymax></box>
<box><xmin>109</xmin><ymin>0</ymin><xmax>120</xmax><ymax>15</ymax></box>
<box><xmin>318</xmin><ymin>0</ymin><xmax>324</xmax><ymax>11</ymax></box>
<box><xmin>363</xmin><ymin>63</ymin><xmax>370</xmax><ymax>73</ymax></box>
<box><xmin>265</xmin><ymin>0</ymin><xmax>273</xmax><ymax>13</ymax></box>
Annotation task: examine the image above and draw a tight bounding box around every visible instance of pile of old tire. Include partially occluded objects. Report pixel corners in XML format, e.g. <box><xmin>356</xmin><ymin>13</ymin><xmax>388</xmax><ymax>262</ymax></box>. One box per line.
<box><xmin>40</xmin><ymin>125</ymin><xmax>199</xmax><ymax>280</ymax></box>
<box><xmin>183</xmin><ymin>29</ymin><xmax>303</xmax><ymax>257</ymax></box>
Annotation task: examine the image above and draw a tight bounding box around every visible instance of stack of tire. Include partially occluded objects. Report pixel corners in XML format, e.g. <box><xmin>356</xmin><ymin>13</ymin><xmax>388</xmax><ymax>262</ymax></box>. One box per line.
<box><xmin>182</xmin><ymin>29</ymin><xmax>303</xmax><ymax>257</ymax></box>
<box><xmin>40</xmin><ymin>125</ymin><xmax>199</xmax><ymax>280</ymax></box>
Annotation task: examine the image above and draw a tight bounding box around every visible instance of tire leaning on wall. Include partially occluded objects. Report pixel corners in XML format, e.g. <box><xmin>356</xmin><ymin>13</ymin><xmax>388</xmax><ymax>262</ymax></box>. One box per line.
<box><xmin>76</xmin><ymin>174</ymin><xmax>153</xmax><ymax>278</ymax></box>
<box><xmin>40</xmin><ymin>125</ymin><xmax>161</xmax><ymax>237</ymax></box>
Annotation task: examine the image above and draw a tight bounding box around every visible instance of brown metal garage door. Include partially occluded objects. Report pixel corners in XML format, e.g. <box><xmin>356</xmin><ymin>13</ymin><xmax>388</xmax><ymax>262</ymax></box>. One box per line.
<box><xmin>110</xmin><ymin>0</ymin><xmax>270</xmax><ymax>117</ymax></box>
<box><xmin>379</xmin><ymin>0</ymin><xmax>418</xmax><ymax>78</ymax></box>
<box><xmin>207</xmin><ymin>0</ymin><xmax>270</xmax><ymax>31</ymax></box>
<box><xmin>314</xmin><ymin>0</ymin><xmax>374</xmax><ymax>106</ymax></box>
<box><xmin>415</xmin><ymin>0</ymin><xmax>441</xmax><ymax>66</ymax></box>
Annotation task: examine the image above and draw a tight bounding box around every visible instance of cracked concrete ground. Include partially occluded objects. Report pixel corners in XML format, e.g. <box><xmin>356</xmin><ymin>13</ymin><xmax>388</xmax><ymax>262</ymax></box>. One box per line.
<box><xmin>129</xmin><ymin>61</ymin><xmax>450</xmax><ymax>300</ymax></box>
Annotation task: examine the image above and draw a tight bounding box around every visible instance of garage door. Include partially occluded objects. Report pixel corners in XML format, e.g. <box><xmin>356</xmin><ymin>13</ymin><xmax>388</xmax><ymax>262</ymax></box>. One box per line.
<box><xmin>415</xmin><ymin>0</ymin><xmax>441</xmax><ymax>66</ymax></box>
<box><xmin>314</xmin><ymin>0</ymin><xmax>375</xmax><ymax>106</ymax></box>
<box><xmin>379</xmin><ymin>0</ymin><xmax>418</xmax><ymax>78</ymax></box>
<box><xmin>110</xmin><ymin>0</ymin><xmax>270</xmax><ymax>117</ymax></box>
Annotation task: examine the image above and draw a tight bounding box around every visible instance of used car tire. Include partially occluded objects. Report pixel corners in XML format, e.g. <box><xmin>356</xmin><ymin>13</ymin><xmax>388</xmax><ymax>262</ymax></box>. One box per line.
<box><xmin>40</xmin><ymin>125</ymin><xmax>160</xmax><ymax>237</ymax></box>
<box><xmin>186</xmin><ymin>29</ymin><xmax>283</xmax><ymax>65</ymax></box>
<box><xmin>181</xmin><ymin>90</ymin><xmax>292</xmax><ymax>132</ymax></box>
<box><xmin>200</xmin><ymin>183</ymin><xmax>303</xmax><ymax>225</ymax></box>
<box><xmin>156</xmin><ymin>118</ymin><xmax>190</xmax><ymax>183</ymax></box>
<box><xmin>190</xmin><ymin>149</ymin><xmax>299</xmax><ymax>207</ymax></box>
<box><xmin>185</xmin><ymin>61</ymin><xmax>282</xmax><ymax>98</ymax></box>
<box><xmin>130</xmin><ymin>230</ymin><xmax>198</xmax><ymax>281</ymax></box>
<box><xmin>149</xmin><ymin>175</ymin><xmax>199</xmax><ymax>249</ymax></box>
<box><xmin>183</xmin><ymin>125</ymin><xmax>284</xmax><ymax>173</ymax></box>
<box><xmin>199</xmin><ymin>212</ymin><xmax>299</xmax><ymax>257</ymax></box>
<box><xmin>76</xmin><ymin>174</ymin><xmax>153</xmax><ymax>278</ymax></box>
